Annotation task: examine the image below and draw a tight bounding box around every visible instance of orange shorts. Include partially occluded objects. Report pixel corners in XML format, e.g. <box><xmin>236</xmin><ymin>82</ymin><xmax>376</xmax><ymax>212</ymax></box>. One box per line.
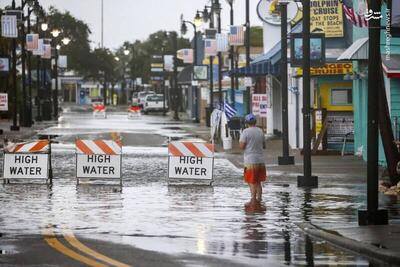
<box><xmin>244</xmin><ymin>164</ymin><xmax>267</xmax><ymax>184</ymax></box>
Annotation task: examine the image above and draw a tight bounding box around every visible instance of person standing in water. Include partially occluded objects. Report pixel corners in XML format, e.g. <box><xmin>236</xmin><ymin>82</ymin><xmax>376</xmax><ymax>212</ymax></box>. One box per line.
<box><xmin>239</xmin><ymin>114</ymin><xmax>267</xmax><ymax>203</ymax></box>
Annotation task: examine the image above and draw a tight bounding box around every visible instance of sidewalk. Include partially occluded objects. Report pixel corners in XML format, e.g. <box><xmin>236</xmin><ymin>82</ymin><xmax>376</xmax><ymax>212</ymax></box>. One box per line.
<box><xmin>0</xmin><ymin>120</ymin><xmax>57</xmax><ymax>147</ymax></box>
<box><xmin>182</xmin><ymin>121</ymin><xmax>367</xmax><ymax>182</ymax></box>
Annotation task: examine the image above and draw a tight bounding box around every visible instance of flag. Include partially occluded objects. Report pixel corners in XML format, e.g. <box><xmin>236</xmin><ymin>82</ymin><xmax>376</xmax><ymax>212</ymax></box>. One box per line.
<box><xmin>224</xmin><ymin>101</ymin><xmax>237</xmax><ymax>120</ymax></box>
<box><xmin>177</xmin><ymin>49</ymin><xmax>193</xmax><ymax>64</ymax></box>
<box><xmin>42</xmin><ymin>44</ymin><xmax>51</xmax><ymax>59</ymax></box>
<box><xmin>26</xmin><ymin>33</ymin><xmax>39</xmax><ymax>51</ymax></box>
<box><xmin>204</xmin><ymin>39</ymin><xmax>217</xmax><ymax>57</ymax></box>
<box><xmin>32</xmin><ymin>39</ymin><xmax>44</xmax><ymax>56</ymax></box>
<box><xmin>216</xmin><ymin>33</ymin><xmax>229</xmax><ymax>52</ymax></box>
<box><xmin>342</xmin><ymin>3</ymin><xmax>368</xmax><ymax>27</ymax></box>
<box><xmin>229</xmin><ymin>26</ymin><xmax>244</xmax><ymax>46</ymax></box>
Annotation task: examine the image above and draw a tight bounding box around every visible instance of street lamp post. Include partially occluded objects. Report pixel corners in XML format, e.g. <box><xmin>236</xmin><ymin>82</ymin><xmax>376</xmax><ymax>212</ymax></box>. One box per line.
<box><xmin>278</xmin><ymin>1</ymin><xmax>295</xmax><ymax>166</ymax></box>
<box><xmin>26</xmin><ymin>3</ymin><xmax>37</xmax><ymax>127</ymax></box>
<box><xmin>10</xmin><ymin>0</ymin><xmax>19</xmax><ymax>131</ymax></box>
<box><xmin>214</xmin><ymin>0</ymin><xmax>223</xmax><ymax>105</ymax></box>
<box><xmin>226</xmin><ymin>0</ymin><xmax>235</xmax><ymax>108</ymax></box>
<box><xmin>171</xmin><ymin>31</ymin><xmax>179</xmax><ymax>120</ymax></box>
<box><xmin>19</xmin><ymin>0</ymin><xmax>28</xmax><ymax>127</ymax></box>
<box><xmin>245</xmin><ymin>0</ymin><xmax>250</xmax><ymax>114</ymax></box>
<box><xmin>41</xmin><ymin>21</ymin><xmax>52</xmax><ymax>121</ymax></box>
<box><xmin>181</xmin><ymin>17</ymin><xmax>199</xmax><ymax>122</ymax></box>
<box><xmin>35</xmin><ymin>13</ymin><xmax>42</xmax><ymax>121</ymax></box>
<box><xmin>297</xmin><ymin>0</ymin><xmax>318</xmax><ymax>187</ymax></box>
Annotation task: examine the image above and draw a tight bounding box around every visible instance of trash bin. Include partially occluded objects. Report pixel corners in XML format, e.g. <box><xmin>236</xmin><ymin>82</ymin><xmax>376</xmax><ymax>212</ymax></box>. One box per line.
<box><xmin>222</xmin><ymin>137</ymin><xmax>232</xmax><ymax>150</ymax></box>
<box><xmin>205</xmin><ymin>107</ymin><xmax>212</xmax><ymax>127</ymax></box>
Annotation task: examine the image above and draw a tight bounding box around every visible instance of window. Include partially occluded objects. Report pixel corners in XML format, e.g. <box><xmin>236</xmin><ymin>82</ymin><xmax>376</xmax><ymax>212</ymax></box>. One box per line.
<box><xmin>331</xmin><ymin>88</ymin><xmax>352</xmax><ymax>105</ymax></box>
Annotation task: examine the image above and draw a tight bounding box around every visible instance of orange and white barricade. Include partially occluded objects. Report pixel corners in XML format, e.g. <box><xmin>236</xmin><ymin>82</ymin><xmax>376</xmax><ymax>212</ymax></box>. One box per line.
<box><xmin>75</xmin><ymin>139</ymin><xmax>122</xmax><ymax>185</ymax></box>
<box><xmin>93</xmin><ymin>104</ymin><xmax>106</xmax><ymax>118</ymax></box>
<box><xmin>168</xmin><ymin>141</ymin><xmax>215</xmax><ymax>184</ymax></box>
<box><xmin>3</xmin><ymin>140</ymin><xmax>52</xmax><ymax>184</ymax></box>
<box><xmin>128</xmin><ymin>105</ymin><xmax>141</xmax><ymax>119</ymax></box>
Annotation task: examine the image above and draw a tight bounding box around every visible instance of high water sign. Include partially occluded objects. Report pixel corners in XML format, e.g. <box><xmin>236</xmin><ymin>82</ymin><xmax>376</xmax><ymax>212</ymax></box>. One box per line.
<box><xmin>168</xmin><ymin>142</ymin><xmax>214</xmax><ymax>181</ymax></box>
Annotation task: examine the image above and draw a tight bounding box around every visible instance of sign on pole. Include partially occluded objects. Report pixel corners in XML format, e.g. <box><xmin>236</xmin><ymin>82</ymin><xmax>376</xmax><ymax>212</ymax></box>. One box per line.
<box><xmin>3</xmin><ymin>140</ymin><xmax>51</xmax><ymax>182</ymax></box>
<box><xmin>75</xmin><ymin>140</ymin><xmax>122</xmax><ymax>183</ymax></box>
<box><xmin>252</xmin><ymin>94</ymin><xmax>268</xmax><ymax>117</ymax></box>
<box><xmin>168</xmin><ymin>142</ymin><xmax>214</xmax><ymax>183</ymax></box>
<box><xmin>1</xmin><ymin>15</ymin><xmax>18</xmax><ymax>38</ymax></box>
<box><xmin>0</xmin><ymin>93</ymin><xmax>8</xmax><ymax>111</ymax></box>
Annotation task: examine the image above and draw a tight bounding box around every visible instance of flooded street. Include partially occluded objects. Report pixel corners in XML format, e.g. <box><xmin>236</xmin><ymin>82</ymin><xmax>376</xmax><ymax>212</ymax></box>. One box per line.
<box><xmin>1</xmin><ymin>111</ymin><xmax>399</xmax><ymax>266</ymax></box>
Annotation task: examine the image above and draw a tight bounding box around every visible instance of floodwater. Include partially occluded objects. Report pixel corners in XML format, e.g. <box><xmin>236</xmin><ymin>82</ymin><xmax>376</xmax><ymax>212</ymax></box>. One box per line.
<box><xmin>1</xmin><ymin>111</ymin><xmax>399</xmax><ymax>266</ymax></box>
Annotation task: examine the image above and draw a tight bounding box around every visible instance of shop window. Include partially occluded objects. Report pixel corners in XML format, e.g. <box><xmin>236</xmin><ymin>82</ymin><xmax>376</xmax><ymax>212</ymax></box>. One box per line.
<box><xmin>331</xmin><ymin>88</ymin><xmax>352</xmax><ymax>105</ymax></box>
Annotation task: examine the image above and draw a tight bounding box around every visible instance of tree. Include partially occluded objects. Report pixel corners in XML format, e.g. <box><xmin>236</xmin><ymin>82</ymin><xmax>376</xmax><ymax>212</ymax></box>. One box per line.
<box><xmin>46</xmin><ymin>7</ymin><xmax>92</xmax><ymax>76</ymax></box>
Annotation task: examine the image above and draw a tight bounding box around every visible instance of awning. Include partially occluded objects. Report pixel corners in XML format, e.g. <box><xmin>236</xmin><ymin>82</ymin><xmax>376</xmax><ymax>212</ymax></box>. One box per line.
<box><xmin>227</xmin><ymin>61</ymin><xmax>279</xmax><ymax>77</ymax></box>
<box><xmin>337</xmin><ymin>37</ymin><xmax>368</xmax><ymax>61</ymax></box>
<box><xmin>382</xmin><ymin>54</ymin><xmax>400</xmax><ymax>78</ymax></box>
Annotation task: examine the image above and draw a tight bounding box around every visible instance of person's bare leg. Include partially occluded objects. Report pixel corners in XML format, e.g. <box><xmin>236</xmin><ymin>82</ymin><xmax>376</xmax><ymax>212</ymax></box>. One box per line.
<box><xmin>248</xmin><ymin>183</ymin><xmax>257</xmax><ymax>202</ymax></box>
<box><xmin>256</xmin><ymin>182</ymin><xmax>263</xmax><ymax>202</ymax></box>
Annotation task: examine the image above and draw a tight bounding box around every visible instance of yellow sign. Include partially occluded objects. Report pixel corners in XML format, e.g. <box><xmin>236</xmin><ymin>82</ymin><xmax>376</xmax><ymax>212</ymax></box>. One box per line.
<box><xmin>151</xmin><ymin>63</ymin><xmax>163</xmax><ymax>68</ymax></box>
<box><xmin>296</xmin><ymin>63</ymin><xmax>353</xmax><ymax>76</ymax></box>
<box><xmin>202</xmin><ymin>57</ymin><xmax>219</xmax><ymax>65</ymax></box>
<box><xmin>310</xmin><ymin>0</ymin><xmax>344</xmax><ymax>38</ymax></box>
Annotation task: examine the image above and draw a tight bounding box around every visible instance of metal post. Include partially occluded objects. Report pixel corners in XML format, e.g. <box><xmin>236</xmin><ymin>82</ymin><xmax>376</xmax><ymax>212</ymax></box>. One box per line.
<box><xmin>278</xmin><ymin>2</ymin><xmax>294</xmax><ymax>165</ymax></box>
<box><xmin>20</xmin><ymin>8</ymin><xmax>28</xmax><ymax>127</ymax></box>
<box><xmin>53</xmin><ymin>49</ymin><xmax>59</xmax><ymax>118</ymax></box>
<box><xmin>216</xmin><ymin>0</ymin><xmax>222</xmax><ymax>105</ymax></box>
<box><xmin>297</xmin><ymin>0</ymin><xmax>317</xmax><ymax>187</ymax></box>
<box><xmin>172</xmin><ymin>32</ymin><xmax>179</xmax><ymax>120</ymax></box>
<box><xmin>193</xmin><ymin>28</ymin><xmax>199</xmax><ymax>122</ymax></box>
<box><xmin>245</xmin><ymin>0</ymin><xmax>250</xmax><ymax>114</ymax></box>
<box><xmin>358</xmin><ymin>0</ymin><xmax>388</xmax><ymax>226</ymax></box>
<box><xmin>10</xmin><ymin>0</ymin><xmax>19</xmax><ymax>131</ymax></box>
<box><xmin>229</xmin><ymin>1</ymin><xmax>235</xmax><ymax>108</ymax></box>
<box><xmin>103</xmin><ymin>73</ymin><xmax>107</xmax><ymax>106</ymax></box>
<box><xmin>27</xmin><ymin>9</ymin><xmax>33</xmax><ymax>126</ymax></box>
<box><xmin>36</xmin><ymin>15</ymin><xmax>42</xmax><ymax>121</ymax></box>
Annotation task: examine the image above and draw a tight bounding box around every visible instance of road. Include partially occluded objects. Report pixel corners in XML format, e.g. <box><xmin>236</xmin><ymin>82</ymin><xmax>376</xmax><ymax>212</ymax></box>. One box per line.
<box><xmin>1</xmin><ymin>108</ymin><xmax>398</xmax><ymax>266</ymax></box>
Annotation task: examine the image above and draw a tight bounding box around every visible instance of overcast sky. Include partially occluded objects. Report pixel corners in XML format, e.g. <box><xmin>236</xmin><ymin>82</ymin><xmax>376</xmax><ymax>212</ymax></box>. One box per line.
<box><xmin>1</xmin><ymin>0</ymin><xmax>262</xmax><ymax>49</ymax></box>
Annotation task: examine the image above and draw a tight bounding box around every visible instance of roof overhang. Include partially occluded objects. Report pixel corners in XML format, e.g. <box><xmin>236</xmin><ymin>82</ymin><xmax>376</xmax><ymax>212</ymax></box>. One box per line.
<box><xmin>337</xmin><ymin>38</ymin><xmax>368</xmax><ymax>61</ymax></box>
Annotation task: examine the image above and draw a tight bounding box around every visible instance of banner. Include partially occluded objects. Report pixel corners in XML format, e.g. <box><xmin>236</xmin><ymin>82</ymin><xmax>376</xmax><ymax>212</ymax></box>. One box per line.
<box><xmin>26</xmin><ymin>34</ymin><xmax>39</xmax><ymax>51</ymax></box>
<box><xmin>1</xmin><ymin>15</ymin><xmax>18</xmax><ymax>38</ymax></box>
<box><xmin>32</xmin><ymin>39</ymin><xmax>44</xmax><ymax>56</ymax></box>
<box><xmin>310</xmin><ymin>0</ymin><xmax>344</xmax><ymax>38</ymax></box>
<box><xmin>216</xmin><ymin>33</ymin><xmax>229</xmax><ymax>52</ymax></box>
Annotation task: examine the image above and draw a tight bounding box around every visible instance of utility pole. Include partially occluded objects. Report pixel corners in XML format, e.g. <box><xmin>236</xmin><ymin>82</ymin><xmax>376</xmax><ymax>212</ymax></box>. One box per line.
<box><xmin>27</xmin><ymin>7</ymin><xmax>34</xmax><ymax>126</ymax></box>
<box><xmin>10</xmin><ymin>0</ymin><xmax>19</xmax><ymax>131</ymax></box>
<box><xmin>297</xmin><ymin>0</ymin><xmax>317</xmax><ymax>187</ymax></box>
<box><xmin>245</xmin><ymin>0</ymin><xmax>250</xmax><ymax>114</ymax></box>
<box><xmin>36</xmin><ymin>15</ymin><xmax>42</xmax><ymax>121</ymax></box>
<box><xmin>278</xmin><ymin>2</ymin><xmax>294</xmax><ymax>166</ymax></box>
<box><xmin>358</xmin><ymin>0</ymin><xmax>388</xmax><ymax>226</ymax></box>
<box><xmin>53</xmin><ymin>48</ymin><xmax>59</xmax><ymax>117</ymax></box>
<box><xmin>20</xmin><ymin>0</ymin><xmax>28</xmax><ymax>127</ymax></box>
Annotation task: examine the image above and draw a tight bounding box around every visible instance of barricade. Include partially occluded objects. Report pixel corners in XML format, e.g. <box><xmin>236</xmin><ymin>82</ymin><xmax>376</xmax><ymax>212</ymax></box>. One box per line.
<box><xmin>75</xmin><ymin>139</ymin><xmax>122</xmax><ymax>185</ymax></box>
<box><xmin>128</xmin><ymin>105</ymin><xmax>141</xmax><ymax>119</ymax></box>
<box><xmin>168</xmin><ymin>141</ymin><xmax>214</xmax><ymax>185</ymax></box>
<box><xmin>93</xmin><ymin>104</ymin><xmax>106</xmax><ymax>118</ymax></box>
<box><xmin>2</xmin><ymin>140</ymin><xmax>52</xmax><ymax>184</ymax></box>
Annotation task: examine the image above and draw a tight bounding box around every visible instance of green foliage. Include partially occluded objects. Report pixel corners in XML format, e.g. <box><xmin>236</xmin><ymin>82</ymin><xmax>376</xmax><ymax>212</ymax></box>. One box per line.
<box><xmin>47</xmin><ymin>7</ymin><xmax>92</xmax><ymax>76</ymax></box>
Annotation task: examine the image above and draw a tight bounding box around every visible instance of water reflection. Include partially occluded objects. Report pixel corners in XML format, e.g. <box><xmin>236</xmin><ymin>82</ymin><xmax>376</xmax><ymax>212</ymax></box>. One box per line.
<box><xmin>242</xmin><ymin>201</ymin><xmax>267</xmax><ymax>258</ymax></box>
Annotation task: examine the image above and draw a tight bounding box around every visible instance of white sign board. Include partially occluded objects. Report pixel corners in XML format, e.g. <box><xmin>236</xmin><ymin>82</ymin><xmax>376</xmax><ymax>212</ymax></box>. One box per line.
<box><xmin>1</xmin><ymin>15</ymin><xmax>18</xmax><ymax>38</ymax></box>
<box><xmin>3</xmin><ymin>153</ymin><xmax>49</xmax><ymax>179</ymax></box>
<box><xmin>252</xmin><ymin>94</ymin><xmax>268</xmax><ymax>117</ymax></box>
<box><xmin>0</xmin><ymin>93</ymin><xmax>8</xmax><ymax>111</ymax></box>
<box><xmin>169</xmin><ymin>156</ymin><xmax>213</xmax><ymax>180</ymax></box>
<box><xmin>0</xmin><ymin>58</ymin><xmax>10</xmax><ymax>72</ymax></box>
<box><xmin>76</xmin><ymin>154</ymin><xmax>121</xmax><ymax>179</ymax></box>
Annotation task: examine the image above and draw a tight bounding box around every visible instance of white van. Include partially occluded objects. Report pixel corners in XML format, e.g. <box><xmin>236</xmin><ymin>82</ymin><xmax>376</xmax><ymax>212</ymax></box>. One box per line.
<box><xmin>143</xmin><ymin>94</ymin><xmax>167</xmax><ymax>114</ymax></box>
<box><xmin>133</xmin><ymin>91</ymin><xmax>155</xmax><ymax>108</ymax></box>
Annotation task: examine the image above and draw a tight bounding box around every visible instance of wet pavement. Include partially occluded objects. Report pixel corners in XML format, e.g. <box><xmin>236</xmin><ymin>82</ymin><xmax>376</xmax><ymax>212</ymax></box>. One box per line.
<box><xmin>1</xmin><ymin>109</ymin><xmax>399</xmax><ymax>266</ymax></box>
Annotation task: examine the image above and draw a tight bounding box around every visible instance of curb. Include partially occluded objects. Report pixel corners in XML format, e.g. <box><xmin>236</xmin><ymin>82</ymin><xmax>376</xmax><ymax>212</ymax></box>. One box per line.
<box><xmin>296</xmin><ymin>222</ymin><xmax>400</xmax><ymax>266</ymax></box>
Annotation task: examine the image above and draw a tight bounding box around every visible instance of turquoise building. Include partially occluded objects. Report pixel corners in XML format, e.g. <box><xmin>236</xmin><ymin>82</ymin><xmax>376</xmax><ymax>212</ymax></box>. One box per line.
<box><xmin>343</xmin><ymin>0</ymin><xmax>400</xmax><ymax>164</ymax></box>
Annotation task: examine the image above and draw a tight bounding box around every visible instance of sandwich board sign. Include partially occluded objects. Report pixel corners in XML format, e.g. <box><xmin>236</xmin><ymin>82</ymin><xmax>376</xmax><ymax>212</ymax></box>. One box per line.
<box><xmin>3</xmin><ymin>140</ymin><xmax>51</xmax><ymax>183</ymax></box>
<box><xmin>168</xmin><ymin>142</ymin><xmax>214</xmax><ymax>184</ymax></box>
<box><xmin>75</xmin><ymin>139</ymin><xmax>122</xmax><ymax>184</ymax></box>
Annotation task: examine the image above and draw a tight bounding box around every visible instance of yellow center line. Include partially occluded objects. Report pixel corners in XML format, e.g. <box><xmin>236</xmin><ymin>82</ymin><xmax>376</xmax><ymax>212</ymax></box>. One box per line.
<box><xmin>63</xmin><ymin>228</ymin><xmax>131</xmax><ymax>267</ymax></box>
<box><xmin>43</xmin><ymin>227</ymin><xmax>109</xmax><ymax>267</ymax></box>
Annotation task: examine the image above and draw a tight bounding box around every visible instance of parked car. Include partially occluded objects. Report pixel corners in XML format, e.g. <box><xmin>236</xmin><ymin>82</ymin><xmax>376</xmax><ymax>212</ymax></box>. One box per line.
<box><xmin>143</xmin><ymin>94</ymin><xmax>167</xmax><ymax>114</ymax></box>
<box><xmin>135</xmin><ymin>91</ymin><xmax>155</xmax><ymax>108</ymax></box>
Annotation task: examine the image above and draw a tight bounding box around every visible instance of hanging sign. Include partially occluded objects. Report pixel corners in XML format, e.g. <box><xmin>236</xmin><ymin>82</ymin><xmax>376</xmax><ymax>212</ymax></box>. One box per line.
<box><xmin>1</xmin><ymin>15</ymin><xmax>18</xmax><ymax>38</ymax></box>
<box><xmin>310</xmin><ymin>0</ymin><xmax>344</xmax><ymax>38</ymax></box>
